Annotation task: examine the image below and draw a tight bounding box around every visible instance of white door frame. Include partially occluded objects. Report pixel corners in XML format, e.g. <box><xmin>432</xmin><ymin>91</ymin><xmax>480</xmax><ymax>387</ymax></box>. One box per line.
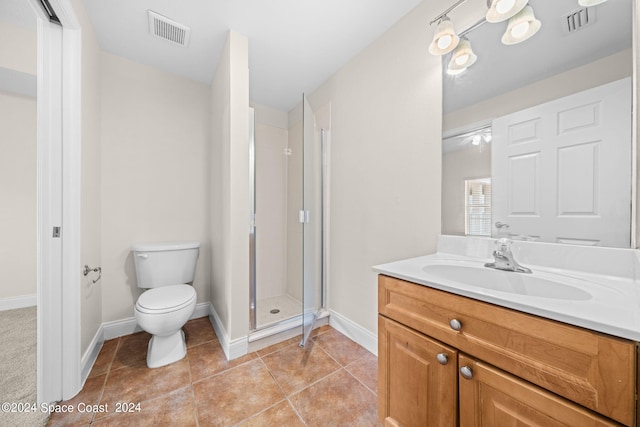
<box><xmin>30</xmin><ymin>0</ymin><xmax>82</xmax><ymax>403</ymax></box>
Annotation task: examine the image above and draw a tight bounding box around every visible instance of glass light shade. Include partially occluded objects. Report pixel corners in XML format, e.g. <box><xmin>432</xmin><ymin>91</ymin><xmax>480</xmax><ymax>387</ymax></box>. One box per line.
<box><xmin>501</xmin><ymin>5</ymin><xmax>541</xmax><ymax>45</ymax></box>
<box><xmin>578</xmin><ymin>0</ymin><xmax>607</xmax><ymax>6</ymax></box>
<box><xmin>448</xmin><ymin>38</ymin><xmax>477</xmax><ymax>71</ymax></box>
<box><xmin>429</xmin><ymin>17</ymin><xmax>460</xmax><ymax>56</ymax></box>
<box><xmin>486</xmin><ymin>0</ymin><xmax>528</xmax><ymax>23</ymax></box>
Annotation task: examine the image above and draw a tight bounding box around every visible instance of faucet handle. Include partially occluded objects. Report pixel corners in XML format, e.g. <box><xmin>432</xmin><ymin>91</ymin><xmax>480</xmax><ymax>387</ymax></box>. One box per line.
<box><xmin>496</xmin><ymin>238</ymin><xmax>512</xmax><ymax>250</ymax></box>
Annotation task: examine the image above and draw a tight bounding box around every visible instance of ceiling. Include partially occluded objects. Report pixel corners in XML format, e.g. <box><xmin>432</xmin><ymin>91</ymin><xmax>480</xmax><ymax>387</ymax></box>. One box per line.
<box><xmin>81</xmin><ymin>0</ymin><xmax>423</xmax><ymax>112</ymax></box>
<box><xmin>2</xmin><ymin>1</ymin><xmax>631</xmax><ymax>114</ymax></box>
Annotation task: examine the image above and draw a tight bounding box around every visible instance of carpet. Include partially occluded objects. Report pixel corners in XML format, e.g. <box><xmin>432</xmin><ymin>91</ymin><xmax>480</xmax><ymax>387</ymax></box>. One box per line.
<box><xmin>0</xmin><ymin>306</ymin><xmax>49</xmax><ymax>426</ymax></box>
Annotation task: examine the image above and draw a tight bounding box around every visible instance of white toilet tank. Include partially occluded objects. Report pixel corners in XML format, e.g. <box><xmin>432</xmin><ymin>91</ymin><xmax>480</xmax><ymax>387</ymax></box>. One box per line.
<box><xmin>132</xmin><ymin>241</ymin><xmax>200</xmax><ymax>289</ymax></box>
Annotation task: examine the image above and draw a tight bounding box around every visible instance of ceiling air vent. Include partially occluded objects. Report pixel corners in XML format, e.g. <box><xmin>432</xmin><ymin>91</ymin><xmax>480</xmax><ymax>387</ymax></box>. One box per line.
<box><xmin>564</xmin><ymin>7</ymin><xmax>594</xmax><ymax>33</ymax></box>
<box><xmin>148</xmin><ymin>11</ymin><xmax>191</xmax><ymax>47</ymax></box>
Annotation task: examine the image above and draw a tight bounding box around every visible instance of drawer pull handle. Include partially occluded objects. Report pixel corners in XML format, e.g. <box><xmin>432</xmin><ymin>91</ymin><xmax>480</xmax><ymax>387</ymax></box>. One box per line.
<box><xmin>436</xmin><ymin>353</ymin><xmax>449</xmax><ymax>365</ymax></box>
<box><xmin>460</xmin><ymin>366</ymin><xmax>473</xmax><ymax>380</ymax></box>
<box><xmin>449</xmin><ymin>319</ymin><xmax>462</xmax><ymax>331</ymax></box>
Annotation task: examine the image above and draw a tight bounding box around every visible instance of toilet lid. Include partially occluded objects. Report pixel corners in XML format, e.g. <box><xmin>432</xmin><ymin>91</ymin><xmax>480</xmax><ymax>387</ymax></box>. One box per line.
<box><xmin>136</xmin><ymin>285</ymin><xmax>196</xmax><ymax>313</ymax></box>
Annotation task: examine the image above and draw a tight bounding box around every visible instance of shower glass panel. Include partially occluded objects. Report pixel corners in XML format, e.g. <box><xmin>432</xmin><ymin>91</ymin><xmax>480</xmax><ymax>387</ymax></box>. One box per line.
<box><xmin>301</xmin><ymin>94</ymin><xmax>322</xmax><ymax>346</ymax></box>
<box><xmin>248</xmin><ymin>96</ymin><xmax>324</xmax><ymax>344</ymax></box>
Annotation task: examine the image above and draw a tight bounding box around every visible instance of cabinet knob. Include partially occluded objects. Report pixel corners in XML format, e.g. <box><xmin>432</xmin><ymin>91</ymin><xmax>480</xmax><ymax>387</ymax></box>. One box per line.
<box><xmin>449</xmin><ymin>318</ymin><xmax>462</xmax><ymax>331</ymax></box>
<box><xmin>436</xmin><ymin>353</ymin><xmax>449</xmax><ymax>365</ymax></box>
<box><xmin>460</xmin><ymin>366</ymin><xmax>473</xmax><ymax>380</ymax></box>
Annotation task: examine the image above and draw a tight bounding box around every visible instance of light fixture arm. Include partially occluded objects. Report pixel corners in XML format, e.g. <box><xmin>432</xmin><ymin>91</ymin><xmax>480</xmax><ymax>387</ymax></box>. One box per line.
<box><xmin>430</xmin><ymin>0</ymin><xmax>467</xmax><ymax>25</ymax></box>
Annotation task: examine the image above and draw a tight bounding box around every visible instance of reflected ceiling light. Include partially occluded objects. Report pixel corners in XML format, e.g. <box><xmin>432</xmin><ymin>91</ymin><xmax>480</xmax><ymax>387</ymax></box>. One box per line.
<box><xmin>447</xmin><ymin>38</ymin><xmax>477</xmax><ymax>71</ymax></box>
<box><xmin>429</xmin><ymin>16</ymin><xmax>460</xmax><ymax>55</ymax></box>
<box><xmin>501</xmin><ymin>5</ymin><xmax>541</xmax><ymax>45</ymax></box>
<box><xmin>446</xmin><ymin>67</ymin><xmax>468</xmax><ymax>76</ymax></box>
<box><xmin>486</xmin><ymin>0</ymin><xmax>528</xmax><ymax>23</ymax></box>
<box><xmin>578</xmin><ymin>0</ymin><xmax>608</xmax><ymax>6</ymax></box>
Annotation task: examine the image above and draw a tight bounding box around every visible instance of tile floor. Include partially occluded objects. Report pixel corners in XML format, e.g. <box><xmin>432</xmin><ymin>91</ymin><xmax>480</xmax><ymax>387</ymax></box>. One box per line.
<box><xmin>46</xmin><ymin>318</ymin><xmax>380</xmax><ymax>426</ymax></box>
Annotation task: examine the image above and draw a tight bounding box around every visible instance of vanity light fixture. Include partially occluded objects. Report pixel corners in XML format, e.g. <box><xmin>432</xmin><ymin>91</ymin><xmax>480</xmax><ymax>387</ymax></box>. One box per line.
<box><xmin>501</xmin><ymin>5</ymin><xmax>541</xmax><ymax>45</ymax></box>
<box><xmin>578</xmin><ymin>0</ymin><xmax>608</xmax><ymax>6</ymax></box>
<box><xmin>429</xmin><ymin>16</ymin><xmax>460</xmax><ymax>55</ymax></box>
<box><xmin>429</xmin><ymin>0</ymin><xmax>466</xmax><ymax>56</ymax></box>
<box><xmin>486</xmin><ymin>0</ymin><xmax>528</xmax><ymax>23</ymax></box>
<box><xmin>448</xmin><ymin>37</ymin><xmax>477</xmax><ymax>71</ymax></box>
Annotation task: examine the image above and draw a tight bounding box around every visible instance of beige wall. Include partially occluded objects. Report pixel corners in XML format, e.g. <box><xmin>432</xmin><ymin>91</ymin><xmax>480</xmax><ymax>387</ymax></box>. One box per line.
<box><xmin>0</xmin><ymin>20</ymin><xmax>37</xmax><ymax>303</ymax></box>
<box><xmin>0</xmin><ymin>91</ymin><xmax>36</xmax><ymax>300</ymax></box>
<box><xmin>100</xmin><ymin>52</ymin><xmax>211</xmax><ymax>323</ymax></box>
<box><xmin>442</xmin><ymin>146</ymin><xmax>491</xmax><ymax>236</ymax></box>
<box><xmin>0</xmin><ymin>21</ymin><xmax>36</xmax><ymax>75</ymax></box>
<box><xmin>253</xmin><ymin>105</ymin><xmax>289</xmax><ymax>301</ymax></box>
<box><xmin>210</xmin><ymin>31</ymin><xmax>250</xmax><ymax>344</ymax></box>
<box><xmin>307</xmin><ymin>0</ymin><xmax>443</xmax><ymax>334</ymax></box>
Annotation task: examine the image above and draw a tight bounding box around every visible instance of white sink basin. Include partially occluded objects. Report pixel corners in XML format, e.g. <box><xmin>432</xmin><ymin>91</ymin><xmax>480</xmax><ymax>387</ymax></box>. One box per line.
<box><xmin>421</xmin><ymin>264</ymin><xmax>592</xmax><ymax>301</ymax></box>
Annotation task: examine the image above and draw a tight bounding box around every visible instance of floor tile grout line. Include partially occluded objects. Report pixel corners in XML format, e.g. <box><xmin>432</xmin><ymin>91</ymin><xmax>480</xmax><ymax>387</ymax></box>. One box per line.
<box><xmin>185</xmin><ymin>346</ymin><xmax>200</xmax><ymax>427</ymax></box>
<box><xmin>90</xmin><ymin>337</ymin><xmax>121</xmax><ymax>426</ymax></box>
<box><xmin>189</xmin><ymin>353</ymin><xmax>261</xmax><ymax>386</ymax></box>
<box><xmin>255</xmin><ymin>354</ymin><xmax>308</xmax><ymax>426</ymax></box>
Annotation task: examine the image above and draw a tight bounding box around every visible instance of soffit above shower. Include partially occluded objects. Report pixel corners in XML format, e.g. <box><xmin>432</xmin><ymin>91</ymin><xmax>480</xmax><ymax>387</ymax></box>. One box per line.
<box><xmin>81</xmin><ymin>0</ymin><xmax>422</xmax><ymax>112</ymax></box>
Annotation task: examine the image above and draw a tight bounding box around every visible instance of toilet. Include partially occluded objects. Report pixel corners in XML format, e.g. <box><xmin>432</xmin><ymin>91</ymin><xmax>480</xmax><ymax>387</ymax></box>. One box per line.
<box><xmin>132</xmin><ymin>241</ymin><xmax>200</xmax><ymax>368</ymax></box>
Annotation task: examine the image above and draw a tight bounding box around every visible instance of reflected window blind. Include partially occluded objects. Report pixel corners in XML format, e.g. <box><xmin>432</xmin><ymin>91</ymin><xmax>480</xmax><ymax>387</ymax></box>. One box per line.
<box><xmin>465</xmin><ymin>178</ymin><xmax>491</xmax><ymax>236</ymax></box>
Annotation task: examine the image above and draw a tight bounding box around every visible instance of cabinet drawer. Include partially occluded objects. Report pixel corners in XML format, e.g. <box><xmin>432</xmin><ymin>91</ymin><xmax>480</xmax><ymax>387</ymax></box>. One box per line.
<box><xmin>378</xmin><ymin>275</ymin><xmax>636</xmax><ymax>425</ymax></box>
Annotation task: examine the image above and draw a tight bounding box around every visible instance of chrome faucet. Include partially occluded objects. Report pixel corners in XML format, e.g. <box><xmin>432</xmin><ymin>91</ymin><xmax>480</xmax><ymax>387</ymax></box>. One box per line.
<box><xmin>484</xmin><ymin>238</ymin><xmax>532</xmax><ymax>274</ymax></box>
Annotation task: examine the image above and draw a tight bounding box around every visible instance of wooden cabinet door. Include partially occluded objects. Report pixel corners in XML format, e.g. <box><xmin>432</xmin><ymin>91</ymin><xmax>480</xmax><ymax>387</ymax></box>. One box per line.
<box><xmin>378</xmin><ymin>315</ymin><xmax>458</xmax><ymax>427</ymax></box>
<box><xmin>458</xmin><ymin>354</ymin><xmax>622</xmax><ymax>427</ymax></box>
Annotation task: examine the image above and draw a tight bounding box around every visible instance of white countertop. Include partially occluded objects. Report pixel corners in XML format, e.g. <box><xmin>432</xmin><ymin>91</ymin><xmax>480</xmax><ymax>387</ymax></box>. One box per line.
<box><xmin>374</xmin><ymin>251</ymin><xmax>640</xmax><ymax>342</ymax></box>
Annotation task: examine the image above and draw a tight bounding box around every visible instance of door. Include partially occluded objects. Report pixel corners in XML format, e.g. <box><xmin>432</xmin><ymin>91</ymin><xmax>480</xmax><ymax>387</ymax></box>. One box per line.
<box><xmin>492</xmin><ymin>78</ymin><xmax>631</xmax><ymax>247</ymax></box>
<box><xmin>458</xmin><ymin>355</ymin><xmax>619</xmax><ymax>427</ymax></box>
<box><xmin>301</xmin><ymin>94</ymin><xmax>322</xmax><ymax>345</ymax></box>
<box><xmin>378</xmin><ymin>316</ymin><xmax>458</xmax><ymax>427</ymax></box>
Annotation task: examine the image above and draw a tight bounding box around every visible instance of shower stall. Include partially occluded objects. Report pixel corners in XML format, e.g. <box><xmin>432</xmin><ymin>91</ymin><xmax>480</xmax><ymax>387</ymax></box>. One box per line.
<box><xmin>249</xmin><ymin>95</ymin><xmax>326</xmax><ymax>346</ymax></box>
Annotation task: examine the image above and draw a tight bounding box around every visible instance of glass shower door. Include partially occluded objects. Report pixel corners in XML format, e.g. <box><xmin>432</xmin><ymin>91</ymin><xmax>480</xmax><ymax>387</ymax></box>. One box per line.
<box><xmin>301</xmin><ymin>94</ymin><xmax>322</xmax><ymax>346</ymax></box>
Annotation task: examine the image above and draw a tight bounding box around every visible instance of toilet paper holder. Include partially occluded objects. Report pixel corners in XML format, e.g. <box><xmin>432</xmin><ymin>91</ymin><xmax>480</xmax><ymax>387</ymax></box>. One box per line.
<box><xmin>83</xmin><ymin>265</ymin><xmax>102</xmax><ymax>284</ymax></box>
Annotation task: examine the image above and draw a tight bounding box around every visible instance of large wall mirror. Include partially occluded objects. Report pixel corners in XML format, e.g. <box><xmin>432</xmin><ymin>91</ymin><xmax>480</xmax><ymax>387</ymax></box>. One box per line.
<box><xmin>442</xmin><ymin>0</ymin><xmax>634</xmax><ymax>248</ymax></box>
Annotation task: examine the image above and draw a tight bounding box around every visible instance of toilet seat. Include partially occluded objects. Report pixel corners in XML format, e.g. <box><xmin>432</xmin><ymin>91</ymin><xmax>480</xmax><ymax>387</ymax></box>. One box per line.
<box><xmin>136</xmin><ymin>284</ymin><xmax>196</xmax><ymax>314</ymax></box>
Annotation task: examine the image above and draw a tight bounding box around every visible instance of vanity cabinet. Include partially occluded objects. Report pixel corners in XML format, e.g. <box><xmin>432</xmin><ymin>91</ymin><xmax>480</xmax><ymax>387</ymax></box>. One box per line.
<box><xmin>378</xmin><ymin>274</ymin><xmax>637</xmax><ymax>426</ymax></box>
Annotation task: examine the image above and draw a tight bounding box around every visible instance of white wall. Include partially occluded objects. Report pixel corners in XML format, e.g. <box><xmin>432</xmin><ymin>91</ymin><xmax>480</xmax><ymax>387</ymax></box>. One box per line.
<box><xmin>307</xmin><ymin>0</ymin><xmax>443</xmax><ymax>335</ymax></box>
<box><xmin>100</xmin><ymin>52</ymin><xmax>211</xmax><ymax>323</ymax></box>
<box><xmin>210</xmin><ymin>31</ymin><xmax>250</xmax><ymax>349</ymax></box>
<box><xmin>285</xmin><ymin>118</ymin><xmax>303</xmax><ymax>302</ymax></box>
<box><xmin>0</xmin><ymin>21</ymin><xmax>37</xmax><ymax>305</ymax></box>
<box><xmin>253</xmin><ymin>104</ymin><xmax>289</xmax><ymax>301</ymax></box>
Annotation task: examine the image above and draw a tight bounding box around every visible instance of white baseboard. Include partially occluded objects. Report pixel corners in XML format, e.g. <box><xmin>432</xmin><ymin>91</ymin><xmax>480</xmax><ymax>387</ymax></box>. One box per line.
<box><xmin>81</xmin><ymin>324</ymin><xmax>104</xmax><ymax>385</ymax></box>
<box><xmin>102</xmin><ymin>302</ymin><xmax>211</xmax><ymax>340</ymax></box>
<box><xmin>328</xmin><ymin>309</ymin><xmax>378</xmax><ymax>356</ymax></box>
<box><xmin>208</xmin><ymin>303</ymin><xmax>248</xmax><ymax>360</ymax></box>
<box><xmin>0</xmin><ymin>294</ymin><xmax>37</xmax><ymax>311</ymax></box>
<box><xmin>81</xmin><ymin>302</ymin><xmax>211</xmax><ymax>384</ymax></box>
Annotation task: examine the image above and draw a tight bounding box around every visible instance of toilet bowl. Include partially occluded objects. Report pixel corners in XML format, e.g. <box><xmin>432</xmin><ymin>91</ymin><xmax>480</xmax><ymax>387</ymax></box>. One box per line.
<box><xmin>132</xmin><ymin>241</ymin><xmax>200</xmax><ymax>368</ymax></box>
<box><xmin>134</xmin><ymin>284</ymin><xmax>197</xmax><ymax>368</ymax></box>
